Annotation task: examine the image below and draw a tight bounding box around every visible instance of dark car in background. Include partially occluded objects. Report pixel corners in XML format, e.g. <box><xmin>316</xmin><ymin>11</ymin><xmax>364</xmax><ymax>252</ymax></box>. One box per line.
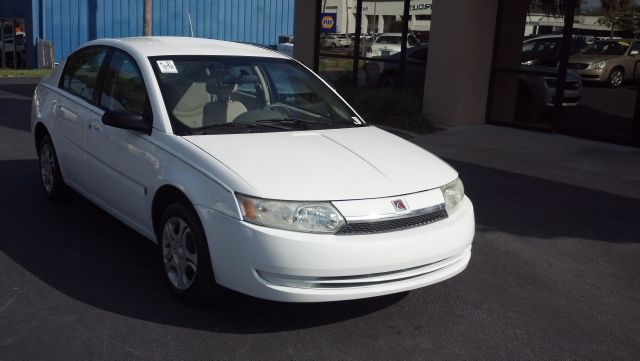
<box><xmin>365</xmin><ymin>44</ymin><xmax>582</xmax><ymax>117</ymax></box>
<box><xmin>365</xmin><ymin>44</ymin><xmax>429</xmax><ymax>87</ymax></box>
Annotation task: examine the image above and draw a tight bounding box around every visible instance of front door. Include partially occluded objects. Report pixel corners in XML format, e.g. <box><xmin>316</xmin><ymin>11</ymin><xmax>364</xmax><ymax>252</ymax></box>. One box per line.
<box><xmin>85</xmin><ymin>49</ymin><xmax>156</xmax><ymax>232</ymax></box>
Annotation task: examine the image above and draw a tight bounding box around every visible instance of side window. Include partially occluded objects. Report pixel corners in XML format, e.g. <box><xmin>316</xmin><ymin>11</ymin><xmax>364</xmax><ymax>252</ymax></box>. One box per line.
<box><xmin>231</xmin><ymin>66</ymin><xmax>258</xmax><ymax>95</ymax></box>
<box><xmin>630</xmin><ymin>42</ymin><xmax>640</xmax><ymax>53</ymax></box>
<box><xmin>266</xmin><ymin>63</ymin><xmax>330</xmax><ymax>116</ymax></box>
<box><xmin>522</xmin><ymin>40</ymin><xmax>536</xmax><ymax>53</ymax></box>
<box><xmin>100</xmin><ymin>50</ymin><xmax>148</xmax><ymax>115</ymax></box>
<box><xmin>61</xmin><ymin>47</ymin><xmax>107</xmax><ymax>102</ymax></box>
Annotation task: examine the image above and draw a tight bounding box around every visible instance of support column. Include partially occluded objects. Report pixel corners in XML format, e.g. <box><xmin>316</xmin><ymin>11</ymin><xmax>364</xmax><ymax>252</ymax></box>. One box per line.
<box><xmin>422</xmin><ymin>0</ymin><xmax>499</xmax><ymax>126</ymax></box>
<box><xmin>293</xmin><ymin>0</ymin><xmax>321</xmax><ymax>70</ymax></box>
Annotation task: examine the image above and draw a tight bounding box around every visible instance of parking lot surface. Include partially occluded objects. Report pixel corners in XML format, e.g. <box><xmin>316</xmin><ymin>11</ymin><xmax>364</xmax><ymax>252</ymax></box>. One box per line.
<box><xmin>1</xmin><ymin>78</ymin><xmax>639</xmax><ymax>360</ymax></box>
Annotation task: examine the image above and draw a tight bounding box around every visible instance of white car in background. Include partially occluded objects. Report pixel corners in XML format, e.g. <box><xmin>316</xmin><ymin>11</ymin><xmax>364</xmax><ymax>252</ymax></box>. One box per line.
<box><xmin>320</xmin><ymin>34</ymin><xmax>351</xmax><ymax>48</ymax></box>
<box><xmin>368</xmin><ymin>33</ymin><xmax>419</xmax><ymax>57</ymax></box>
<box><xmin>31</xmin><ymin>37</ymin><xmax>474</xmax><ymax>303</ymax></box>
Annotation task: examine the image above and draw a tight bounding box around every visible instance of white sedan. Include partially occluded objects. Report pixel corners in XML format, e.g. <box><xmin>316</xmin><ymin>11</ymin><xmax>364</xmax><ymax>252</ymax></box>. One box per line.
<box><xmin>32</xmin><ymin>37</ymin><xmax>474</xmax><ymax>302</ymax></box>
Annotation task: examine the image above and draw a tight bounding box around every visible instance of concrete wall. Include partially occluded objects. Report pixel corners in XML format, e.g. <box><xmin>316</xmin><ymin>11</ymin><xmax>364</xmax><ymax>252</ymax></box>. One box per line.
<box><xmin>422</xmin><ymin>0</ymin><xmax>499</xmax><ymax>126</ymax></box>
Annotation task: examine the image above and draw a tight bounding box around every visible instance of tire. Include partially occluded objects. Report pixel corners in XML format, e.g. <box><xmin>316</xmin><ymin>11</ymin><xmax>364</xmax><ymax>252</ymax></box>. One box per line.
<box><xmin>159</xmin><ymin>202</ymin><xmax>220</xmax><ymax>302</ymax></box>
<box><xmin>38</xmin><ymin>134</ymin><xmax>67</xmax><ymax>200</ymax></box>
<box><xmin>331</xmin><ymin>42</ymin><xmax>336</xmax><ymax>48</ymax></box>
<box><xmin>607</xmin><ymin>67</ymin><xmax>624</xmax><ymax>87</ymax></box>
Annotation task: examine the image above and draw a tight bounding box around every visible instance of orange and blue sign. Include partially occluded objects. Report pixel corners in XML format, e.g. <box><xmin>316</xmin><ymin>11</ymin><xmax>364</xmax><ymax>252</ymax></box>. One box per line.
<box><xmin>320</xmin><ymin>13</ymin><xmax>337</xmax><ymax>33</ymax></box>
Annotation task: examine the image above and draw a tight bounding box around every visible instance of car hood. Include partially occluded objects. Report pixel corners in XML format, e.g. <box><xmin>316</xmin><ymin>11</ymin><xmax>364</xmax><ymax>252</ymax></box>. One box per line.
<box><xmin>569</xmin><ymin>54</ymin><xmax>618</xmax><ymax>63</ymax></box>
<box><xmin>185</xmin><ymin>126</ymin><xmax>457</xmax><ymax>201</ymax></box>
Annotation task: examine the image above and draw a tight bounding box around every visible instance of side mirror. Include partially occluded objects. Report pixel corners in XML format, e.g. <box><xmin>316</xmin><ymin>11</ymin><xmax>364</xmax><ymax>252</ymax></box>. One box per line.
<box><xmin>102</xmin><ymin>110</ymin><xmax>152</xmax><ymax>134</ymax></box>
<box><xmin>630</xmin><ymin>50</ymin><xmax>639</xmax><ymax>56</ymax></box>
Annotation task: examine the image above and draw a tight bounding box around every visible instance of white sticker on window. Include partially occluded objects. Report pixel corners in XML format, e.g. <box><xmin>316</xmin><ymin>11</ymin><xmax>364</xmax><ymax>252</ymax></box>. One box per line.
<box><xmin>157</xmin><ymin>60</ymin><xmax>178</xmax><ymax>73</ymax></box>
<box><xmin>352</xmin><ymin>116</ymin><xmax>362</xmax><ymax>124</ymax></box>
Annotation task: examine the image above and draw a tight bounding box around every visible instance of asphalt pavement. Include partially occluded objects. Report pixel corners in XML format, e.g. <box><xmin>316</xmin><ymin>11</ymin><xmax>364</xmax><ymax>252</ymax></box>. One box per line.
<box><xmin>0</xmin><ymin>78</ymin><xmax>639</xmax><ymax>360</ymax></box>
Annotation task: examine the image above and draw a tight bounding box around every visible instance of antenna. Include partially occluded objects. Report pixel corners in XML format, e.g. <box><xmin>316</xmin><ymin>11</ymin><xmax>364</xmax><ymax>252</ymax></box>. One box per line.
<box><xmin>188</xmin><ymin>12</ymin><xmax>194</xmax><ymax>37</ymax></box>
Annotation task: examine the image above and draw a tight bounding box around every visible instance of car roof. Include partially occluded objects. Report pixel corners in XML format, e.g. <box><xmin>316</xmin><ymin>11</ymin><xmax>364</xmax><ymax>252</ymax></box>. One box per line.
<box><xmin>377</xmin><ymin>33</ymin><xmax>403</xmax><ymax>37</ymax></box>
<box><xmin>81</xmin><ymin>36</ymin><xmax>288</xmax><ymax>59</ymax></box>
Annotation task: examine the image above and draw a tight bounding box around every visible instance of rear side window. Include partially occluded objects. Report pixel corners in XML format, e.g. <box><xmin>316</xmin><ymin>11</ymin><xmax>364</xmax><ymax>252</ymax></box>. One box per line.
<box><xmin>99</xmin><ymin>50</ymin><xmax>148</xmax><ymax>115</ymax></box>
<box><xmin>60</xmin><ymin>47</ymin><xmax>107</xmax><ymax>102</ymax></box>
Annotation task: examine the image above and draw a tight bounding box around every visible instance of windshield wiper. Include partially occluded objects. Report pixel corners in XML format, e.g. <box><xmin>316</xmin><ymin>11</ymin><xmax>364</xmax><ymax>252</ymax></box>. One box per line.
<box><xmin>255</xmin><ymin>118</ymin><xmax>362</xmax><ymax>129</ymax></box>
<box><xmin>190</xmin><ymin>121</ymin><xmax>291</xmax><ymax>135</ymax></box>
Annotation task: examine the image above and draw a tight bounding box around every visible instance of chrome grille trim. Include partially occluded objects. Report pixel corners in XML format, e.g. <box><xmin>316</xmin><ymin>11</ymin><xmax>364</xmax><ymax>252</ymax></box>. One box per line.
<box><xmin>338</xmin><ymin>204</ymin><xmax>448</xmax><ymax>235</ymax></box>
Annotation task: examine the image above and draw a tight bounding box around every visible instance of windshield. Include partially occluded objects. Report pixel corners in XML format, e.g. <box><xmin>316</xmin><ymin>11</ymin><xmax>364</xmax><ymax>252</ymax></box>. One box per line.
<box><xmin>581</xmin><ymin>41</ymin><xmax>629</xmax><ymax>55</ymax></box>
<box><xmin>375</xmin><ymin>36</ymin><xmax>402</xmax><ymax>45</ymax></box>
<box><xmin>150</xmin><ymin>56</ymin><xmax>365</xmax><ymax>135</ymax></box>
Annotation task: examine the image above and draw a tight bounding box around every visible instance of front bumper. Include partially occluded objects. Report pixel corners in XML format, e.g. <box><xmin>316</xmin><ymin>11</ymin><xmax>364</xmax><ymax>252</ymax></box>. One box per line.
<box><xmin>196</xmin><ymin>197</ymin><xmax>475</xmax><ymax>302</ymax></box>
<box><xmin>577</xmin><ymin>68</ymin><xmax>607</xmax><ymax>82</ymax></box>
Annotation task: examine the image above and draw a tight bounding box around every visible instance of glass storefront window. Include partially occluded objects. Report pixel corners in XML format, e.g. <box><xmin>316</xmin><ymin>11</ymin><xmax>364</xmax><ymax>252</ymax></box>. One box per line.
<box><xmin>488</xmin><ymin>0</ymin><xmax>639</xmax><ymax>146</ymax></box>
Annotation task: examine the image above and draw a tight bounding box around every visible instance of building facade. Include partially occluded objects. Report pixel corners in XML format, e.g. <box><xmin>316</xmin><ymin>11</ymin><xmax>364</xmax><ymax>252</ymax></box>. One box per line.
<box><xmin>0</xmin><ymin>0</ymin><xmax>294</xmax><ymax>68</ymax></box>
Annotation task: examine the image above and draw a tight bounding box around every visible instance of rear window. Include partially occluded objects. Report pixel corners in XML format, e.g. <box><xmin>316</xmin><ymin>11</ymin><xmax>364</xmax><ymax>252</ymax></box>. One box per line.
<box><xmin>60</xmin><ymin>47</ymin><xmax>107</xmax><ymax>103</ymax></box>
<box><xmin>375</xmin><ymin>36</ymin><xmax>402</xmax><ymax>45</ymax></box>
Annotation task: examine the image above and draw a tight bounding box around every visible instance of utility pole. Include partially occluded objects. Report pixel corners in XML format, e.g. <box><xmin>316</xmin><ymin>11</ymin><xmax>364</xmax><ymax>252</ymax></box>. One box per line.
<box><xmin>143</xmin><ymin>0</ymin><xmax>152</xmax><ymax>36</ymax></box>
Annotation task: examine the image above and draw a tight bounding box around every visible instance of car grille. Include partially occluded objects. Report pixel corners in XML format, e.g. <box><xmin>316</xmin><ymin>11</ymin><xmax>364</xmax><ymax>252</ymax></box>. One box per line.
<box><xmin>338</xmin><ymin>207</ymin><xmax>448</xmax><ymax>235</ymax></box>
<box><xmin>568</xmin><ymin>63</ymin><xmax>589</xmax><ymax>70</ymax></box>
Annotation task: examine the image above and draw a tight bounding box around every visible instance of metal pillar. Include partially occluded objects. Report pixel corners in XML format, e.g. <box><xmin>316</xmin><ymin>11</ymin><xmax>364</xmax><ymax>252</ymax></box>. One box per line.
<box><xmin>351</xmin><ymin>0</ymin><xmax>363</xmax><ymax>85</ymax></box>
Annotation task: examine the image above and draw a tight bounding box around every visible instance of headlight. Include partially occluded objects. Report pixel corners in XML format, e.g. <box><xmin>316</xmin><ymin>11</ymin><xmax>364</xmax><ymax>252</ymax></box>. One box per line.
<box><xmin>521</xmin><ymin>59</ymin><xmax>535</xmax><ymax>65</ymax></box>
<box><xmin>440</xmin><ymin>178</ymin><xmax>465</xmax><ymax>215</ymax></box>
<box><xmin>590</xmin><ymin>61</ymin><xmax>606</xmax><ymax>70</ymax></box>
<box><xmin>236</xmin><ymin>195</ymin><xmax>346</xmax><ymax>234</ymax></box>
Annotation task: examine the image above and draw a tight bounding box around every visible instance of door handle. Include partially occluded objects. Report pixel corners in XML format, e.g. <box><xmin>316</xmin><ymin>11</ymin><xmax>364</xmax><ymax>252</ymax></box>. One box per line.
<box><xmin>89</xmin><ymin>121</ymin><xmax>102</xmax><ymax>131</ymax></box>
<box><xmin>52</xmin><ymin>102</ymin><xmax>62</xmax><ymax>116</ymax></box>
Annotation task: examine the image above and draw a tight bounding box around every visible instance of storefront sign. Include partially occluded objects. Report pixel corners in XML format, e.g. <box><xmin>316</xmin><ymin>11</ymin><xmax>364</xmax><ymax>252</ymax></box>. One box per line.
<box><xmin>320</xmin><ymin>13</ymin><xmax>337</xmax><ymax>33</ymax></box>
<box><xmin>410</xmin><ymin>3</ymin><xmax>432</xmax><ymax>11</ymax></box>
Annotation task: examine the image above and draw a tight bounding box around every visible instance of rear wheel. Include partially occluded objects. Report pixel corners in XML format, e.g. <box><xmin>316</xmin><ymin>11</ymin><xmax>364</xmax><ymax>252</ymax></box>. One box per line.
<box><xmin>38</xmin><ymin>134</ymin><xmax>67</xmax><ymax>200</ymax></box>
<box><xmin>159</xmin><ymin>202</ymin><xmax>220</xmax><ymax>302</ymax></box>
<box><xmin>607</xmin><ymin>67</ymin><xmax>624</xmax><ymax>87</ymax></box>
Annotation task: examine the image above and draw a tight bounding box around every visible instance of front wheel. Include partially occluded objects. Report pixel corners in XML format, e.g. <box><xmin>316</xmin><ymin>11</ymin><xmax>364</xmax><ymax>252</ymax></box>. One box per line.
<box><xmin>608</xmin><ymin>68</ymin><xmax>624</xmax><ymax>87</ymax></box>
<box><xmin>38</xmin><ymin>134</ymin><xmax>67</xmax><ymax>200</ymax></box>
<box><xmin>159</xmin><ymin>202</ymin><xmax>220</xmax><ymax>302</ymax></box>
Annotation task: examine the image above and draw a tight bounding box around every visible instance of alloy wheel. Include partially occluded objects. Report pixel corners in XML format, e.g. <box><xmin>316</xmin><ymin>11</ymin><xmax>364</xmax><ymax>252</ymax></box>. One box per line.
<box><xmin>609</xmin><ymin>70</ymin><xmax>623</xmax><ymax>87</ymax></box>
<box><xmin>40</xmin><ymin>142</ymin><xmax>55</xmax><ymax>193</ymax></box>
<box><xmin>162</xmin><ymin>217</ymin><xmax>198</xmax><ymax>291</ymax></box>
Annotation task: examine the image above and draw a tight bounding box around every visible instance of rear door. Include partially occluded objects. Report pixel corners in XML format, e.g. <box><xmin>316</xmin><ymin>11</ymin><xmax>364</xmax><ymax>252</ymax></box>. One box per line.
<box><xmin>55</xmin><ymin>46</ymin><xmax>108</xmax><ymax>192</ymax></box>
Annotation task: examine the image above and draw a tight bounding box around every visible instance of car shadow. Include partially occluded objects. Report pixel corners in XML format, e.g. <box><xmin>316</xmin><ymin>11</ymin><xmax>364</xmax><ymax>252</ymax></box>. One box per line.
<box><xmin>0</xmin><ymin>79</ymin><xmax>39</xmax><ymax>132</ymax></box>
<box><xmin>449</xmin><ymin>159</ymin><xmax>640</xmax><ymax>244</ymax></box>
<box><xmin>2</xmin><ymin>156</ymin><xmax>638</xmax><ymax>334</ymax></box>
<box><xmin>0</xmin><ymin>159</ymin><xmax>406</xmax><ymax>334</ymax></box>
